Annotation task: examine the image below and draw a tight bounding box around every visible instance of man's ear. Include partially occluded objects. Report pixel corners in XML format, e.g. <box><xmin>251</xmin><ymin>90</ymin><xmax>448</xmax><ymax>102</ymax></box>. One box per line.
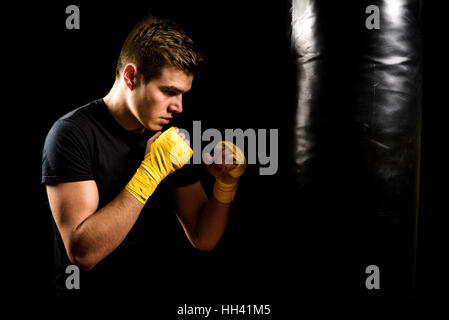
<box><xmin>122</xmin><ymin>63</ymin><xmax>139</xmax><ymax>90</ymax></box>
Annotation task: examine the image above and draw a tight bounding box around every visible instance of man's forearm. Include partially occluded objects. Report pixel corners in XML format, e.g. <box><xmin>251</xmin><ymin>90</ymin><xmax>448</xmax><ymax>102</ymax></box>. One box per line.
<box><xmin>69</xmin><ymin>189</ymin><xmax>143</xmax><ymax>270</ymax></box>
<box><xmin>191</xmin><ymin>195</ymin><xmax>231</xmax><ymax>251</ymax></box>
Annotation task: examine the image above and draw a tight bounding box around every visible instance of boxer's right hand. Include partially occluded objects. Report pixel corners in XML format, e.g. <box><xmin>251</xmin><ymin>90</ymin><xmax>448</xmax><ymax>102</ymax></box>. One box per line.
<box><xmin>126</xmin><ymin>127</ymin><xmax>193</xmax><ymax>204</ymax></box>
<box><xmin>144</xmin><ymin>131</ymin><xmax>162</xmax><ymax>155</ymax></box>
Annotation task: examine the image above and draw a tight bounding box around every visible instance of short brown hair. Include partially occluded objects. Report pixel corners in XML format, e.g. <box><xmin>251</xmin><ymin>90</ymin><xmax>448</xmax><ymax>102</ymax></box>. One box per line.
<box><xmin>116</xmin><ymin>16</ymin><xmax>203</xmax><ymax>82</ymax></box>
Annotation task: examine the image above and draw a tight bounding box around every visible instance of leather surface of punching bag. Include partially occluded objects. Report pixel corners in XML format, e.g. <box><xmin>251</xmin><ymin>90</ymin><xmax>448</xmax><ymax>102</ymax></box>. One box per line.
<box><xmin>351</xmin><ymin>0</ymin><xmax>422</xmax><ymax>298</ymax></box>
<box><xmin>290</xmin><ymin>0</ymin><xmax>422</xmax><ymax>298</ymax></box>
<box><xmin>352</xmin><ymin>0</ymin><xmax>422</xmax><ymax>224</ymax></box>
<box><xmin>290</xmin><ymin>0</ymin><xmax>340</xmax><ymax>300</ymax></box>
<box><xmin>290</xmin><ymin>0</ymin><xmax>328</xmax><ymax>193</ymax></box>
<box><xmin>289</xmin><ymin>0</ymin><xmax>330</xmax><ymax>296</ymax></box>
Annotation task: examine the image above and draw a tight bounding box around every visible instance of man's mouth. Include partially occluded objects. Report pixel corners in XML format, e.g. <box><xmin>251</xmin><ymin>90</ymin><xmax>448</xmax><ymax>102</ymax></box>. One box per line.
<box><xmin>160</xmin><ymin>117</ymin><xmax>172</xmax><ymax>125</ymax></box>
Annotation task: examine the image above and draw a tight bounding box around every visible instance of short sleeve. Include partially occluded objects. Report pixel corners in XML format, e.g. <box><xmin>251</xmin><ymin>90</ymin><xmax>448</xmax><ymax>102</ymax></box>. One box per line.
<box><xmin>42</xmin><ymin>119</ymin><xmax>94</xmax><ymax>185</ymax></box>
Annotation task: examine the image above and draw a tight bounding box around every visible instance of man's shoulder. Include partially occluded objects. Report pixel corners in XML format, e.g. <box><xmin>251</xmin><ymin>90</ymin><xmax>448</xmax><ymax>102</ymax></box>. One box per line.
<box><xmin>44</xmin><ymin>99</ymin><xmax>105</xmax><ymax>149</ymax></box>
<box><xmin>58</xmin><ymin>99</ymin><xmax>103</xmax><ymax>126</ymax></box>
<box><xmin>48</xmin><ymin>99</ymin><xmax>105</xmax><ymax>135</ymax></box>
<box><xmin>42</xmin><ymin>100</ymin><xmax>102</xmax><ymax>185</ymax></box>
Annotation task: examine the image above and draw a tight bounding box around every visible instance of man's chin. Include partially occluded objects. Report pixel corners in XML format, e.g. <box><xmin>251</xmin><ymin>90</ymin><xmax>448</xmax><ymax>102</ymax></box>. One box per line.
<box><xmin>146</xmin><ymin>123</ymin><xmax>164</xmax><ymax>132</ymax></box>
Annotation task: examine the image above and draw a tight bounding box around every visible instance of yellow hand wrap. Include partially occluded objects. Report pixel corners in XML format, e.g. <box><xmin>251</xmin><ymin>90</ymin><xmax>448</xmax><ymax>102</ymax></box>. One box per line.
<box><xmin>126</xmin><ymin>127</ymin><xmax>193</xmax><ymax>204</ymax></box>
<box><xmin>213</xmin><ymin>141</ymin><xmax>246</xmax><ymax>204</ymax></box>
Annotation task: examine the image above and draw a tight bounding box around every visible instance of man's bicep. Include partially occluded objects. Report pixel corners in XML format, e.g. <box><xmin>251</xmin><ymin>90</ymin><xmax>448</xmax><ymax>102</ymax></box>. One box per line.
<box><xmin>46</xmin><ymin>180</ymin><xmax>99</xmax><ymax>241</ymax></box>
<box><xmin>174</xmin><ymin>181</ymin><xmax>207</xmax><ymax>231</ymax></box>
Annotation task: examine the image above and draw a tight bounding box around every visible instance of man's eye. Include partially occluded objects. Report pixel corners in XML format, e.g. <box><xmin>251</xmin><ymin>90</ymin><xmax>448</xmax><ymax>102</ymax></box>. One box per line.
<box><xmin>163</xmin><ymin>90</ymin><xmax>177</xmax><ymax>96</ymax></box>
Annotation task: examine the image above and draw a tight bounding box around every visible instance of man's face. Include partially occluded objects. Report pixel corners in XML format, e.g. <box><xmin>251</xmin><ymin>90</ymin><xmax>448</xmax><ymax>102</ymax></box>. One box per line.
<box><xmin>128</xmin><ymin>65</ymin><xmax>193</xmax><ymax>131</ymax></box>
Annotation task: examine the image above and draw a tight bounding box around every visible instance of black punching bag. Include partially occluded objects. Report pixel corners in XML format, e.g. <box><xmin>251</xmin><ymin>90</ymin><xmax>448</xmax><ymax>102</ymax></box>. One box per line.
<box><xmin>350</xmin><ymin>0</ymin><xmax>423</xmax><ymax>297</ymax></box>
<box><xmin>290</xmin><ymin>0</ymin><xmax>346</xmax><ymax>297</ymax></box>
<box><xmin>290</xmin><ymin>0</ymin><xmax>422</xmax><ymax>299</ymax></box>
<box><xmin>290</xmin><ymin>0</ymin><xmax>329</xmax><ymax>294</ymax></box>
<box><xmin>291</xmin><ymin>0</ymin><xmax>328</xmax><ymax>193</ymax></box>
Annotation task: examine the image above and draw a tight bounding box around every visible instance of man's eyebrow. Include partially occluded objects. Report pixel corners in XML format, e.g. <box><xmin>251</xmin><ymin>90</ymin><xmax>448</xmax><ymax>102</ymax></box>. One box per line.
<box><xmin>160</xmin><ymin>86</ymin><xmax>186</xmax><ymax>93</ymax></box>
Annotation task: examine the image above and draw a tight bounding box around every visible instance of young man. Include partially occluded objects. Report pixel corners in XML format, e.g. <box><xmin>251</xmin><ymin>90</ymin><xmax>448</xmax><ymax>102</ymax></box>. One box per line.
<box><xmin>42</xmin><ymin>16</ymin><xmax>245</xmax><ymax>301</ymax></box>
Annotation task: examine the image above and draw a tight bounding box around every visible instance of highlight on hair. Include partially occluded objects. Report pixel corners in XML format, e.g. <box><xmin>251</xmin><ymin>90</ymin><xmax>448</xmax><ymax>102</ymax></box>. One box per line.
<box><xmin>116</xmin><ymin>16</ymin><xmax>203</xmax><ymax>82</ymax></box>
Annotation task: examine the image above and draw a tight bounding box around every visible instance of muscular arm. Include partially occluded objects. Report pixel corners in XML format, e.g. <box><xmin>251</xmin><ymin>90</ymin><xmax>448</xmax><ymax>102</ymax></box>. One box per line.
<box><xmin>46</xmin><ymin>181</ymin><xmax>144</xmax><ymax>271</ymax></box>
<box><xmin>175</xmin><ymin>142</ymin><xmax>246</xmax><ymax>251</ymax></box>
<box><xmin>175</xmin><ymin>181</ymin><xmax>232</xmax><ymax>251</ymax></box>
<box><xmin>46</xmin><ymin>128</ymin><xmax>194</xmax><ymax>271</ymax></box>
<box><xmin>46</xmin><ymin>131</ymin><xmax>169</xmax><ymax>271</ymax></box>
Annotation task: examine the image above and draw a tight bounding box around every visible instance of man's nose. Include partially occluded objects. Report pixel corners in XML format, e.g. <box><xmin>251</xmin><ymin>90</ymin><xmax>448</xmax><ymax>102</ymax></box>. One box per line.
<box><xmin>168</xmin><ymin>95</ymin><xmax>183</xmax><ymax>113</ymax></box>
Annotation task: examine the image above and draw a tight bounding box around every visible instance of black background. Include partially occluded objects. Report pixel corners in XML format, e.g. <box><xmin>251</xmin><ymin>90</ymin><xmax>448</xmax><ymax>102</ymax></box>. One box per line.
<box><xmin>6</xmin><ymin>0</ymin><xmax>447</xmax><ymax>314</ymax></box>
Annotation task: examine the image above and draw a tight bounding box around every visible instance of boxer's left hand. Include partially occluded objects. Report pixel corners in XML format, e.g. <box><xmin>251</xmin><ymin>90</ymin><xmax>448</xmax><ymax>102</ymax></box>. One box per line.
<box><xmin>203</xmin><ymin>141</ymin><xmax>246</xmax><ymax>184</ymax></box>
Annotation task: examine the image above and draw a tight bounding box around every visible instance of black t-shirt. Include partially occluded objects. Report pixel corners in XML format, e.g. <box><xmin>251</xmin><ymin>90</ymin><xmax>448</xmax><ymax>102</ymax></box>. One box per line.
<box><xmin>42</xmin><ymin>99</ymin><xmax>202</xmax><ymax>301</ymax></box>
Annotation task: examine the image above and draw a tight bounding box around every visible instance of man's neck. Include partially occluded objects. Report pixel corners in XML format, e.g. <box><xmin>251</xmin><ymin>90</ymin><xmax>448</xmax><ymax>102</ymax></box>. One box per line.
<box><xmin>103</xmin><ymin>81</ymin><xmax>145</xmax><ymax>133</ymax></box>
